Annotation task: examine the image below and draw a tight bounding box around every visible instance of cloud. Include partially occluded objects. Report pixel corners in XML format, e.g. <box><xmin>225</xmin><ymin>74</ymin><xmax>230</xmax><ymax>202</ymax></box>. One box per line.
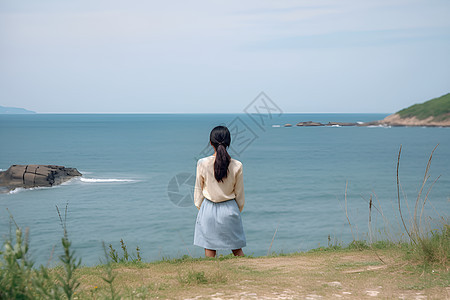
<box><xmin>0</xmin><ymin>0</ymin><xmax>449</xmax><ymax>112</ymax></box>
<box><xmin>2</xmin><ymin>1</ymin><xmax>449</xmax><ymax>49</ymax></box>
<box><xmin>245</xmin><ymin>27</ymin><xmax>450</xmax><ymax>51</ymax></box>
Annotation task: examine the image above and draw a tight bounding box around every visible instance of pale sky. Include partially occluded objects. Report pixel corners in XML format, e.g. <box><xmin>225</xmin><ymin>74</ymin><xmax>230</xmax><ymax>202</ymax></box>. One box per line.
<box><xmin>1</xmin><ymin>0</ymin><xmax>449</xmax><ymax>113</ymax></box>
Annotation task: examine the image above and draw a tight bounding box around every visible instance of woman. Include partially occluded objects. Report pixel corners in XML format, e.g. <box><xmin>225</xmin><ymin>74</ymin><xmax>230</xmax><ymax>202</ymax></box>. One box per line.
<box><xmin>193</xmin><ymin>125</ymin><xmax>246</xmax><ymax>257</ymax></box>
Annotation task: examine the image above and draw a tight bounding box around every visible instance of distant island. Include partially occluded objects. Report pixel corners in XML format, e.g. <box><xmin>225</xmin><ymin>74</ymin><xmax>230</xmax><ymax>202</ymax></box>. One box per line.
<box><xmin>0</xmin><ymin>105</ymin><xmax>36</xmax><ymax>114</ymax></box>
<box><xmin>288</xmin><ymin>93</ymin><xmax>450</xmax><ymax>127</ymax></box>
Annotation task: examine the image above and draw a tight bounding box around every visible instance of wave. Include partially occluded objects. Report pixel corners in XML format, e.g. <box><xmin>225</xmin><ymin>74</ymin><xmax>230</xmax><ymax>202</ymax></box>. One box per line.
<box><xmin>8</xmin><ymin>186</ymin><xmax>52</xmax><ymax>194</ymax></box>
<box><xmin>78</xmin><ymin>170</ymin><xmax>93</xmax><ymax>175</ymax></box>
<box><xmin>2</xmin><ymin>177</ymin><xmax>137</xmax><ymax>194</ymax></box>
<box><xmin>367</xmin><ymin>125</ymin><xmax>391</xmax><ymax>128</ymax></box>
<box><xmin>9</xmin><ymin>188</ymin><xmax>25</xmax><ymax>194</ymax></box>
<box><xmin>79</xmin><ymin>178</ymin><xmax>138</xmax><ymax>183</ymax></box>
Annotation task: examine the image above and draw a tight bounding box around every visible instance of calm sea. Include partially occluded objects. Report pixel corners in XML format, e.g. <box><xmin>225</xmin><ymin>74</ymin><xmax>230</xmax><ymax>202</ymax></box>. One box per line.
<box><xmin>0</xmin><ymin>113</ymin><xmax>449</xmax><ymax>266</ymax></box>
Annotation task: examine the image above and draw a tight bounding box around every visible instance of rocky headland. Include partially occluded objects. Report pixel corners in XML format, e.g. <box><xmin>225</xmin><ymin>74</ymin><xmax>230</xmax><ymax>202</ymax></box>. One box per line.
<box><xmin>379</xmin><ymin>93</ymin><xmax>450</xmax><ymax>127</ymax></box>
<box><xmin>378</xmin><ymin>114</ymin><xmax>450</xmax><ymax>127</ymax></box>
<box><xmin>0</xmin><ymin>165</ymin><xmax>82</xmax><ymax>193</ymax></box>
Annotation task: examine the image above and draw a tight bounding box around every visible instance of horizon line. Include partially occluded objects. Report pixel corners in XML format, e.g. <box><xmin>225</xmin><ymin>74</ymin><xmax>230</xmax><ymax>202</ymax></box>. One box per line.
<box><xmin>4</xmin><ymin>111</ymin><xmax>392</xmax><ymax>115</ymax></box>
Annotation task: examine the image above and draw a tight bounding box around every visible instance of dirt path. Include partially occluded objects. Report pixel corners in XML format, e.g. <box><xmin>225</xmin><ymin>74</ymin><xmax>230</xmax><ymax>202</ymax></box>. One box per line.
<box><xmin>76</xmin><ymin>249</ymin><xmax>449</xmax><ymax>299</ymax></box>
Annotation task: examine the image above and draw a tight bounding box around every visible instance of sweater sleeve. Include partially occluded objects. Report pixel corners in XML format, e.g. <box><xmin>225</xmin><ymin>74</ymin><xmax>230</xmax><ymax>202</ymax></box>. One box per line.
<box><xmin>234</xmin><ymin>163</ymin><xmax>245</xmax><ymax>212</ymax></box>
<box><xmin>193</xmin><ymin>160</ymin><xmax>205</xmax><ymax>209</ymax></box>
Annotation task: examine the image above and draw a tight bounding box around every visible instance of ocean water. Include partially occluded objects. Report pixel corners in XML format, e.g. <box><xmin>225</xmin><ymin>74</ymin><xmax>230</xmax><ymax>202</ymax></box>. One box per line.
<box><xmin>0</xmin><ymin>113</ymin><xmax>449</xmax><ymax>266</ymax></box>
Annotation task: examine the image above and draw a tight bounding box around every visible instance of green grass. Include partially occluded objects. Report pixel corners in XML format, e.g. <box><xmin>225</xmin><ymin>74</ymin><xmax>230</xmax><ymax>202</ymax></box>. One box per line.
<box><xmin>334</xmin><ymin>261</ymin><xmax>383</xmax><ymax>270</ymax></box>
<box><xmin>397</xmin><ymin>93</ymin><xmax>450</xmax><ymax>121</ymax></box>
<box><xmin>401</xmin><ymin>263</ymin><xmax>450</xmax><ymax>290</ymax></box>
<box><xmin>404</xmin><ymin>224</ymin><xmax>450</xmax><ymax>266</ymax></box>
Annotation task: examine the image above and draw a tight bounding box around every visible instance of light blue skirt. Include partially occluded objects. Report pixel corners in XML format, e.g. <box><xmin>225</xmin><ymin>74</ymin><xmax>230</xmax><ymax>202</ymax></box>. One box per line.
<box><xmin>194</xmin><ymin>198</ymin><xmax>246</xmax><ymax>250</ymax></box>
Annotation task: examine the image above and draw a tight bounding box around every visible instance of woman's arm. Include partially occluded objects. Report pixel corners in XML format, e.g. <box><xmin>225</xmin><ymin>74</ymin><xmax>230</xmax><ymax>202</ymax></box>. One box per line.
<box><xmin>234</xmin><ymin>163</ymin><xmax>245</xmax><ymax>212</ymax></box>
<box><xmin>194</xmin><ymin>160</ymin><xmax>205</xmax><ymax>209</ymax></box>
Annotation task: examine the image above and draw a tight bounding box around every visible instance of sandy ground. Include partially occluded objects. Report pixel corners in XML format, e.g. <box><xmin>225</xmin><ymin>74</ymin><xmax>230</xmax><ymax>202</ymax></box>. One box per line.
<box><xmin>75</xmin><ymin>249</ymin><xmax>449</xmax><ymax>299</ymax></box>
<box><xmin>381</xmin><ymin>114</ymin><xmax>450</xmax><ymax>127</ymax></box>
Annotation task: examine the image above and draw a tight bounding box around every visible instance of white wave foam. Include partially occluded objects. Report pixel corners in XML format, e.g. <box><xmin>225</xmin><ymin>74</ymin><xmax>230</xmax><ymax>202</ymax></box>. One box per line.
<box><xmin>3</xmin><ymin>177</ymin><xmax>136</xmax><ymax>194</ymax></box>
<box><xmin>9</xmin><ymin>188</ymin><xmax>25</xmax><ymax>194</ymax></box>
<box><xmin>272</xmin><ymin>125</ymin><xmax>281</xmax><ymax>128</ymax></box>
<box><xmin>80</xmin><ymin>178</ymin><xmax>137</xmax><ymax>183</ymax></box>
<box><xmin>60</xmin><ymin>177</ymin><xmax>80</xmax><ymax>185</ymax></box>
<box><xmin>78</xmin><ymin>170</ymin><xmax>93</xmax><ymax>175</ymax></box>
<box><xmin>8</xmin><ymin>186</ymin><xmax>51</xmax><ymax>194</ymax></box>
<box><xmin>331</xmin><ymin>125</ymin><xmax>341</xmax><ymax>127</ymax></box>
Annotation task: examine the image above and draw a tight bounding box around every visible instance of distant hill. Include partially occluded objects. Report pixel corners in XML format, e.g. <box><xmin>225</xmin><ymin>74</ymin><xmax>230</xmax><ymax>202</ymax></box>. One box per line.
<box><xmin>382</xmin><ymin>93</ymin><xmax>450</xmax><ymax>127</ymax></box>
<box><xmin>0</xmin><ymin>105</ymin><xmax>36</xmax><ymax>114</ymax></box>
<box><xmin>397</xmin><ymin>93</ymin><xmax>450</xmax><ymax>121</ymax></box>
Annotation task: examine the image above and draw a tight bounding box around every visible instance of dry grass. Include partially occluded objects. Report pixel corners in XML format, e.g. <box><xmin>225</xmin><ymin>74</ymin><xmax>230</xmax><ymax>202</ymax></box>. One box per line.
<box><xmin>71</xmin><ymin>248</ymin><xmax>449</xmax><ymax>299</ymax></box>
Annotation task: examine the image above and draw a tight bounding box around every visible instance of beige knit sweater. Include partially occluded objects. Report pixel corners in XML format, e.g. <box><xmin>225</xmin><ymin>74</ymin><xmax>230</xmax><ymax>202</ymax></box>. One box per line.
<box><xmin>194</xmin><ymin>155</ymin><xmax>245</xmax><ymax>212</ymax></box>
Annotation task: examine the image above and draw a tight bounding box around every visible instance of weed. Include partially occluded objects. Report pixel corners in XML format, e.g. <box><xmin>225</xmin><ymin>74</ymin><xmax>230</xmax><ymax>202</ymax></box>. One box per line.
<box><xmin>0</xmin><ymin>226</ymin><xmax>34</xmax><ymax>299</ymax></box>
<box><xmin>340</xmin><ymin>145</ymin><xmax>448</xmax><ymax>268</ymax></box>
<box><xmin>108</xmin><ymin>244</ymin><xmax>119</xmax><ymax>263</ymax></box>
<box><xmin>56</xmin><ymin>204</ymin><xmax>81</xmax><ymax>300</ymax></box>
<box><xmin>396</xmin><ymin>145</ymin><xmax>449</xmax><ymax>267</ymax></box>
<box><xmin>109</xmin><ymin>239</ymin><xmax>142</xmax><ymax>263</ymax></box>
<box><xmin>101</xmin><ymin>242</ymin><xmax>120</xmax><ymax>300</ymax></box>
<box><xmin>178</xmin><ymin>270</ymin><xmax>208</xmax><ymax>285</ymax></box>
<box><xmin>348</xmin><ymin>240</ymin><xmax>370</xmax><ymax>250</ymax></box>
<box><xmin>1</xmin><ymin>205</ymin><xmax>82</xmax><ymax>299</ymax></box>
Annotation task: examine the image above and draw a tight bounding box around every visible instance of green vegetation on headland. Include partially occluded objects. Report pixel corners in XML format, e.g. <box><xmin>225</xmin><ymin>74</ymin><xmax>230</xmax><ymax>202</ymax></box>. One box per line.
<box><xmin>397</xmin><ymin>93</ymin><xmax>450</xmax><ymax>121</ymax></box>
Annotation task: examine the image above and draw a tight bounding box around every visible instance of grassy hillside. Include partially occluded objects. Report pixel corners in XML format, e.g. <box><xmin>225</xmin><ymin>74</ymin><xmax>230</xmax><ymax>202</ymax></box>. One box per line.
<box><xmin>397</xmin><ymin>93</ymin><xmax>450</xmax><ymax>121</ymax></box>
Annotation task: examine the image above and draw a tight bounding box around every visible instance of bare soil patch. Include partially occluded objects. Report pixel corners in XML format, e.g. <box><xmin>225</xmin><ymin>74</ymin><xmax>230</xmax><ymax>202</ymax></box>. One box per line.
<box><xmin>75</xmin><ymin>249</ymin><xmax>449</xmax><ymax>299</ymax></box>
<box><xmin>382</xmin><ymin>114</ymin><xmax>450</xmax><ymax>127</ymax></box>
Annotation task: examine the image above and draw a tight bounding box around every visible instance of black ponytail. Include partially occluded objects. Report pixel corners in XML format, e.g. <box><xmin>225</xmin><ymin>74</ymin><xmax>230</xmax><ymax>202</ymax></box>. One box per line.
<box><xmin>210</xmin><ymin>126</ymin><xmax>231</xmax><ymax>182</ymax></box>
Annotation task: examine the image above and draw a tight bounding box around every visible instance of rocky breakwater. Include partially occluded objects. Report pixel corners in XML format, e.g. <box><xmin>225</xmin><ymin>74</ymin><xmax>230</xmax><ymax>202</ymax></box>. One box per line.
<box><xmin>0</xmin><ymin>165</ymin><xmax>82</xmax><ymax>193</ymax></box>
<box><xmin>285</xmin><ymin>121</ymin><xmax>379</xmax><ymax>127</ymax></box>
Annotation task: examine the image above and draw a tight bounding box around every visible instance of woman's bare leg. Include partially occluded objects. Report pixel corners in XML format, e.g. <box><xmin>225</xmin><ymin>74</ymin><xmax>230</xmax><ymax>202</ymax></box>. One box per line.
<box><xmin>205</xmin><ymin>249</ymin><xmax>216</xmax><ymax>257</ymax></box>
<box><xmin>232</xmin><ymin>248</ymin><xmax>244</xmax><ymax>256</ymax></box>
